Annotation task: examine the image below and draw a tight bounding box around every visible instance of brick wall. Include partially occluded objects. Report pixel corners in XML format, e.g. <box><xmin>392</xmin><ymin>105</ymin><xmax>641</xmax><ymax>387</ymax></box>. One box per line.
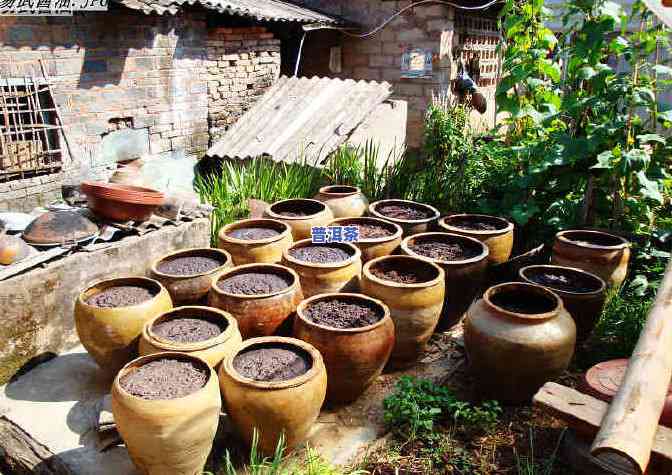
<box><xmin>0</xmin><ymin>10</ymin><xmax>209</xmax><ymax>212</ymax></box>
<box><xmin>295</xmin><ymin>0</ymin><xmax>499</xmax><ymax>148</ymax></box>
<box><xmin>205</xmin><ymin>26</ymin><xmax>281</xmax><ymax>142</ymax></box>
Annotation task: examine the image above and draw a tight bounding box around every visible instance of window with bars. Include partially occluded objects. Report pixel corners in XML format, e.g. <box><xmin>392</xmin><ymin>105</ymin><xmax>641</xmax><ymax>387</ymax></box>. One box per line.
<box><xmin>0</xmin><ymin>78</ymin><xmax>62</xmax><ymax>182</ymax></box>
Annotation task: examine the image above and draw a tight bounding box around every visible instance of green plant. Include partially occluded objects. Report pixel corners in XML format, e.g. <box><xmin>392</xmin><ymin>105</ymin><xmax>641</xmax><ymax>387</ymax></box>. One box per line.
<box><xmin>382</xmin><ymin>376</ymin><xmax>501</xmax><ymax>440</ymax></box>
<box><xmin>514</xmin><ymin>429</ymin><xmax>565</xmax><ymax>475</ymax></box>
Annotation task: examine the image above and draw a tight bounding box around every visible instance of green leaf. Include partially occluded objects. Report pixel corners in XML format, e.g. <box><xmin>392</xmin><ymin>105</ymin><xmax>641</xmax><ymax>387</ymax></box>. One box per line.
<box><xmin>658</xmin><ymin>110</ymin><xmax>672</xmax><ymax>123</ymax></box>
<box><xmin>597</xmin><ymin>1</ymin><xmax>623</xmax><ymax>23</ymax></box>
<box><xmin>591</xmin><ymin>150</ymin><xmax>614</xmax><ymax>169</ymax></box>
<box><xmin>578</xmin><ymin>66</ymin><xmax>597</xmax><ymax>80</ymax></box>
<box><xmin>653</xmin><ymin>64</ymin><xmax>672</xmax><ymax>76</ymax></box>
<box><xmin>637</xmin><ymin>171</ymin><xmax>664</xmax><ymax>203</ymax></box>
<box><xmin>637</xmin><ymin>134</ymin><xmax>666</xmax><ymax>144</ymax></box>
<box><xmin>630</xmin><ymin>274</ymin><xmax>649</xmax><ymax>296</ymax></box>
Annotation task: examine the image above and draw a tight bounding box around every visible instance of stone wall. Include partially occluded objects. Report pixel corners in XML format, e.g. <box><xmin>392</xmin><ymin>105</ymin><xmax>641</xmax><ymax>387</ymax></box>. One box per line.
<box><xmin>0</xmin><ymin>218</ymin><xmax>210</xmax><ymax>384</ymax></box>
<box><xmin>0</xmin><ymin>9</ymin><xmax>210</xmax><ymax>212</ymax></box>
<box><xmin>295</xmin><ymin>0</ymin><xmax>500</xmax><ymax>148</ymax></box>
<box><xmin>206</xmin><ymin>26</ymin><xmax>281</xmax><ymax>142</ymax></box>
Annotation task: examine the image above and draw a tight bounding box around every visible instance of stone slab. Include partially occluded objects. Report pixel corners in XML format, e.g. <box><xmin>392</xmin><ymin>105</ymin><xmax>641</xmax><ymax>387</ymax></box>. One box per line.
<box><xmin>0</xmin><ymin>333</ymin><xmax>462</xmax><ymax>474</ymax></box>
<box><xmin>0</xmin><ymin>218</ymin><xmax>210</xmax><ymax>384</ymax></box>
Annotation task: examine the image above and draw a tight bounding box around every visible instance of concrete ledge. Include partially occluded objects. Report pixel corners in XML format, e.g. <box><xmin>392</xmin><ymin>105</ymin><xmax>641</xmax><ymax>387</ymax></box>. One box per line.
<box><xmin>0</xmin><ymin>218</ymin><xmax>210</xmax><ymax>384</ymax></box>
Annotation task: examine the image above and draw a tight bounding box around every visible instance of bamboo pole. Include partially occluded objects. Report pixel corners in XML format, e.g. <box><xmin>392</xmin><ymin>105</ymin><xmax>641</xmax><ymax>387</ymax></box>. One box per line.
<box><xmin>591</xmin><ymin>260</ymin><xmax>672</xmax><ymax>474</ymax></box>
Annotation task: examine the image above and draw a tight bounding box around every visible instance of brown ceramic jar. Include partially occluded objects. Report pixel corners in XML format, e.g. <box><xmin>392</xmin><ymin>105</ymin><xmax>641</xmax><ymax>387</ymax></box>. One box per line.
<box><xmin>218</xmin><ymin>218</ymin><xmax>293</xmax><ymax>266</ymax></box>
<box><xmin>75</xmin><ymin>276</ymin><xmax>173</xmax><ymax>375</ymax></box>
<box><xmin>219</xmin><ymin>337</ymin><xmax>327</xmax><ymax>454</ymax></box>
<box><xmin>282</xmin><ymin>239</ymin><xmax>362</xmax><ymax>297</ymax></box>
<box><xmin>401</xmin><ymin>232</ymin><xmax>489</xmax><ymax>330</ymax></box>
<box><xmin>361</xmin><ymin>255</ymin><xmax>445</xmax><ymax>366</ymax></box>
<box><xmin>551</xmin><ymin>230</ymin><xmax>630</xmax><ymax>287</ymax></box>
<box><xmin>438</xmin><ymin>214</ymin><xmax>514</xmax><ymax>265</ymax></box>
<box><xmin>368</xmin><ymin>199</ymin><xmax>440</xmax><ymax>236</ymax></box>
<box><xmin>313</xmin><ymin>185</ymin><xmax>369</xmax><ymax>218</ymax></box>
<box><xmin>149</xmin><ymin>248</ymin><xmax>232</xmax><ymax>305</ymax></box>
<box><xmin>328</xmin><ymin>217</ymin><xmax>403</xmax><ymax>263</ymax></box>
<box><xmin>464</xmin><ymin>282</ymin><xmax>576</xmax><ymax>403</ymax></box>
<box><xmin>519</xmin><ymin>265</ymin><xmax>607</xmax><ymax>343</ymax></box>
<box><xmin>208</xmin><ymin>263</ymin><xmax>303</xmax><ymax>339</ymax></box>
<box><xmin>263</xmin><ymin>198</ymin><xmax>334</xmax><ymax>240</ymax></box>
<box><xmin>138</xmin><ymin>306</ymin><xmax>243</xmax><ymax>368</ymax></box>
<box><xmin>293</xmin><ymin>293</ymin><xmax>395</xmax><ymax>403</ymax></box>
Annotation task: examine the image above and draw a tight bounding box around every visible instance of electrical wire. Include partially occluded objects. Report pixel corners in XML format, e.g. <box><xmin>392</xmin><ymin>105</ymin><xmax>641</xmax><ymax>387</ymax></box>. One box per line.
<box><xmin>330</xmin><ymin>0</ymin><xmax>503</xmax><ymax>39</ymax></box>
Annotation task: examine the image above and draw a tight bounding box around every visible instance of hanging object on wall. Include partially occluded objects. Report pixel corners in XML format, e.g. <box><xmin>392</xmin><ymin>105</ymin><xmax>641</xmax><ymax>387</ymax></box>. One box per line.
<box><xmin>401</xmin><ymin>48</ymin><xmax>433</xmax><ymax>79</ymax></box>
<box><xmin>329</xmin><ymin>46</ymin><xmax>342</xmax><ymax>74</ymax></box>
<box><xmin>455</xmin><ymin>58</ymin><xmax>487</xmax><ymax>114</ymax></box>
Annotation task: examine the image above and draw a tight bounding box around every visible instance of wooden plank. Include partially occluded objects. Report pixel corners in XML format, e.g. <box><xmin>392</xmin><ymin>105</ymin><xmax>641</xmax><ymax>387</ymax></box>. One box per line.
<box><xmin>0</xmin><ymin>247</ymin><xmax>69</xmax><ymax>282</ymax></box>
<box><xmin>534</xmin><ymin>382</ymin><xmax>672</xmax><ymax>464</ymax></box>
<box><xmin>592</xmin><ymin>261</ymin><xmax>672</xmax><ymax>474</ymax></box>
<box><xmin>0</xmin><ymin>416</ymin><xmax>74</xmax><ymax>475</ymax></box>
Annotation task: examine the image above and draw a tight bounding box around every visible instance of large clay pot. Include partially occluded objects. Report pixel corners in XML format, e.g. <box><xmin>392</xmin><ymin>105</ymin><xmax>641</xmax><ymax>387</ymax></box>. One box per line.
<box><xmin>293</xmin><ymin>293</ymin><xmax>395</xmax><ymax>403</ymax></box>
<box><xmin>328</xmin><ymin>217</ymin><xmax>403</xmax><ymax>263</ymax></box>
<box><xmin>208</xmin><ymin>263</ymin><xmax>303</xmax><ymax>339</ymax></box>
<box><xmin>112</xmin><ymin>353</ymin><xmax>221</xmax><ymax>475</ymax></box>
<box><xmin>368</xmin><ymin>199</ymin><xmax>440</xmax><ymax>236</ymax></box>
<box><xmin>282</xmin><ymin>239</ymin><xmax>362</xmax><ymax>297</ymax></box>
<box><xmin>313</xmin><ymin>185</ymin><xmax>369</xmax><ymax>218</ymax></box>
<box><xmin>438</xmin><ymin>214</ymin><xmax>514</xmax><ymax>265</ymax></box>
<box><xmin>464</xmin><ymin>282</ymin><xmax>576</xmax><ymax>403</ymax></box>
<box><xmin>551</xmin><ymin>230</ymin><xmax>630</xmax><ymax>287</ymax></box>
<box><xmin>219</xmin><ymin>336</ymin><xmax>327</xmax><ymax>454</ymax></box>
<box><xmin>218</xmin><ymin>218</ymin><xmax>293</xmax><ymax>265</ymax></box>
<box><xmin>401</xmin><ymin>232</ymin><xmax>489</xmax><ymax>330</ymax></box>
<box><xmin>519</xmin><ymin>265</ymin><xmax>607</xmax><ymax>343</ymax></box>
<box><xmin>75</xmin><ymin>276</ymin><xmax>173</xmax><ymax>374</ymax></box>
<box><xmin>361</xmin><ymin>255</ymin><xmax>445</xmax><ymax>366</ymax></box>
<box><xmin>263</xmin><ymin>199</ymin><xmax>334</xmax><ymax>240</ymax></box>
<box><xmin>81</xmin><ymin>181</ymin><xmax>164</xmax><ymax>222</ymax></box>
<box><xmin>139</xmin><ymin>306</ymin><xmax>243</xmax><ymax>368</ymax></box>
<box><xmin>148</xmin><ymin>248</ymin><xmax>232</xmax><ymax>305</ymax></box>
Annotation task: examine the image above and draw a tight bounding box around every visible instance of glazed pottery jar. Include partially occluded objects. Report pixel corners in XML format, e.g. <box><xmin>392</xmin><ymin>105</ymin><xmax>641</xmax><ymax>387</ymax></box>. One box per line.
<box><xmin>519</xmin><ymin>265</ymin><xmax>607</xmax><ymax>342</ymax></box>
<box><xmin>219</xmin><ymin>337</ymin><xmax>327</xmax><ymax>454</ymax></box>
<box><xmin>401</xmin><ymin>232</ymin><xmax>489</xmax><ymax>330</ymax></box>
<box><xmin>551</xmin><ymin>229</ymin><xmax>630</xmax><ymax>287</ymax></box>
<box><xmin>218</xmin><ymin>218</ymin><xmax>293</xmax><ymax>265</ymax></box>
<box><xmin>368</xmin><ymin>199</ymin><xmax>440</xmax><ymax>236</ymax></box>
<box><xmin>139</xmin><ymin>306</ymin><xmax>242</xmax><ymax>368</ymax></box>
<box><xmin>438</xmin><ymin>214</ymin><xmax>514</xmax><ymax>265</ymax></box>
<box><xmin>313</xmin><ymin>185</ymin><xmax>369</xmax><ymax>218</ymax></box>
<box><xmin>75</xmin><ymin>276</ymin><xmax>173</xmax><ymax>374</ymax></box>
<box><xmin>464</xmin><ymin>282</ymin><xmax>576</xmax><ymax>403</ymax></box>
<box><xmin>282</xmin><ymin>239</ymin><xmax>362</xmax><ymax>297</ymax></box>
<box><xmin>112</xmin><ymin>353</ymin><xmax>221</xmax><ymax>475</ymax></box>
<box><xmin>361</xmin><ymin>255</ymin><xmax>445</xmax><ymax>366</ymax></box>
<box><xmin>293</xmin><ymin>293</ymin><xmax>395</xmax><ymax>403</ymax></box>
<box><xmin>149</xmin><ymin>248</ymin><xmax>232</xmax><ymax>305</ymax></box>
<box><xmin>208</xmin><ymin>263</ymin><xmax>303</xmax><ymax>339</ymax></box>
<box><xmin>263</xmin><ymin>198</ymin><xmax>334</xmax><ymax>240</ymax></box>
<box><xmin>328</xmin><ymin>217</ymin><xmax>402</xmax><ymax>263</ymax></box>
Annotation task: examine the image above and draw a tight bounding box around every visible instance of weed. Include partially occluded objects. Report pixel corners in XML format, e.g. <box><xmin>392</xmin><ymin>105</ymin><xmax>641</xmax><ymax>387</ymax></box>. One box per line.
<box><xmin>514</xmin><ymin>429</ymin><xmax>565</xmax><ymax>475</ymax></box>
<box><xmin>382</xmin><ymin>376</ymin><xmax>501</xmax><ymax>440</ymax></box>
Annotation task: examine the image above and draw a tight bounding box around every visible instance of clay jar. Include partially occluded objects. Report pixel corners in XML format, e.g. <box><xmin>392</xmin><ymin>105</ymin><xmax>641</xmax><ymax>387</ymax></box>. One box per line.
<box><xmin>282</xmin><ymin>239</ymin><xmax>362</xmax><ymax>297</ymax></box>
<box><xmin>519</xmin><ymin>265</ymin><xmax>607</xmax><ymax>343</ymax></box>
<box><xmin>552</xmin><ymin>229</ymin><xmax>630</xmax><ymax>287</ymax></box>
<box><xmin>313</xmin><ymin>185</ymin><xmax>369</xmax><ymax>218</ymax></box>
<box><xmin>139</xmin><ymin>306</ymin><xmax>243</xmax><ymax>368</ymax></box>
<box><xmin>208</xmin><ymin>263</ymin><xmax>303</xmax><ymax>339</ymax></box>
<box><xmin>439</xmin><ymin>214</ymin><xmax>514</xmax><ymax>265</ymax></box>
<box><xmin>218</xmin><ymin>218</ymin><xmax>293</xmax><ymax>265</ymax></box>
<box><xmin>111</xmin><ymin>353</ymin><xmax>221</xmax><ymax>475</ymax></box>
<box><xmin>368</xmin><ymin>199</ymin><xmax>440</xmax><ymax>236</ymax></box>
<box><xmin>361</xmin><ymin>255</ymin><xmax>445</xmax><ymax>366</ymax></box>
<box><xmin>263</xmin><ymin>198</ymin><xmax>334</xmax><ymax>240</ymax></box>
<box><xmin>149</xmin><ymin>248</ymin><xmax>232</xmax><ymax>305</ymax></box>
<box><xmin>219</xmin><ymin>336</ymin><xmax>327</xmax><ymax>454</ymax></box>
<box><xmin>464</xmin><ymin>282</ymin><xmax>576</xmax><ymax>403</ymax></box>
<box><xmin>293</xmin><ymin>293</ymin><xmax>395</xmax><ymax>403</ymax></box>
<box><xmin>328</xmin><ymin>217</ymin><xmax>402</xmax><ymax>263</ymax></box>
<box><xmin>401</xmin><ymin>232</ymin><xmax>489</xmax><ymax>330</ymax></box>
<box><xmin>75</xmin><ymin>276</ymin><xmax>173</xmax><ymax>374</ymax></box>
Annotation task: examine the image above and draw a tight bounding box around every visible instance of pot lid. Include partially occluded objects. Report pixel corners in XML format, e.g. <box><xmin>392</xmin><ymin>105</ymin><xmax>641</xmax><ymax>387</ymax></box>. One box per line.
<box><xmin>584</xmin><ymin>359</ymin><xmax>672</xmax><ymax>400</ymax></box>
<box><xmin>22</xmin><ymin>211</ymin><xmax>99</xmax><ymax>246</ymax></box>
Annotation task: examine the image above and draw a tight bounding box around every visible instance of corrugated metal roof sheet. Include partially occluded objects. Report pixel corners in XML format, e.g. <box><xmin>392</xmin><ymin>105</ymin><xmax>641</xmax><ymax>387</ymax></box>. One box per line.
<box><xmin>116</xmin><ymin>0</ymin><xmax>340</xmax><ymax>22</ymax></box>
<box><xmin>206</xmin><ymin>76</ymin><xmax>393</xmax><ymax>163</ymax></box>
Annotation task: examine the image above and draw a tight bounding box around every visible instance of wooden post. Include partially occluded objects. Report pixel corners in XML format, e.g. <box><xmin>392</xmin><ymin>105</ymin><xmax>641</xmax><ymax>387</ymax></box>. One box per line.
<box><xmin>591</xmin><ymin>260</ymin><xmax>672</xmax><ymax>474</ymax></box>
